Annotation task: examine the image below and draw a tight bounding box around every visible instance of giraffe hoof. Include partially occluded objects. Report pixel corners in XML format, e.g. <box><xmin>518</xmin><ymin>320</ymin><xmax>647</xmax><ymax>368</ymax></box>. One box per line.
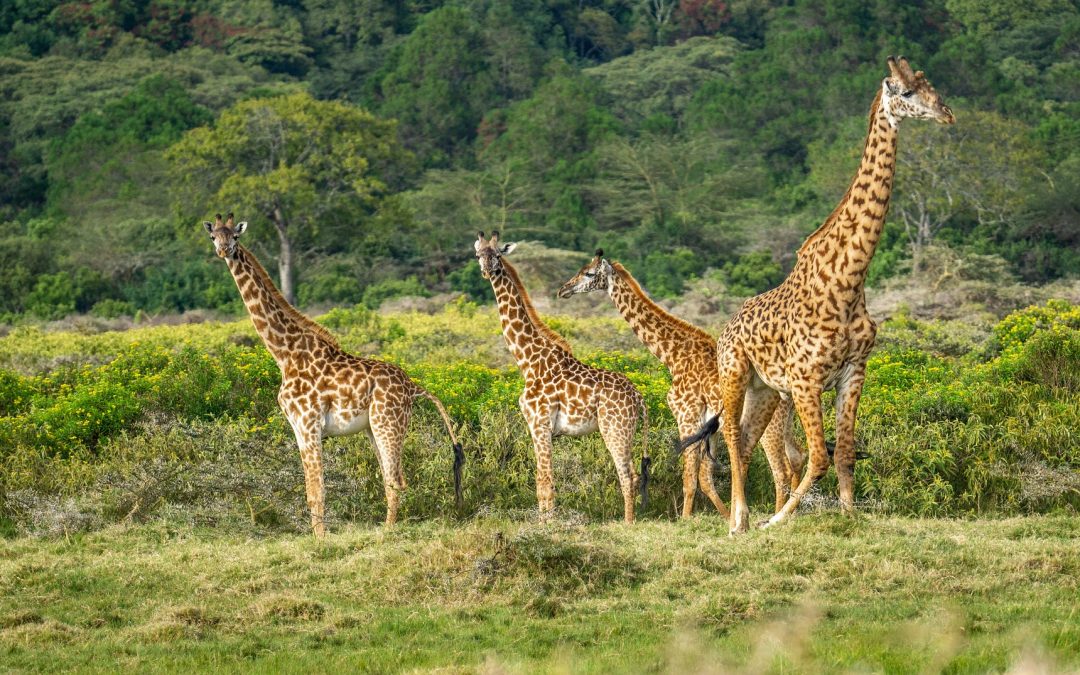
<box><xmin>755</xmin><ymin>519</ymin><xmax>772</xmax><ymax>530</ymax></box>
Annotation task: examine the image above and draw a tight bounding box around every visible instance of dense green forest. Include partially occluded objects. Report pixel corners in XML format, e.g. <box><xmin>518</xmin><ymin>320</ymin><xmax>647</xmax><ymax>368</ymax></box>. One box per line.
<box><xmin>1</xmin><ymin>0</ymin><xmax>1078</xmax><ymax>320</ymax></box>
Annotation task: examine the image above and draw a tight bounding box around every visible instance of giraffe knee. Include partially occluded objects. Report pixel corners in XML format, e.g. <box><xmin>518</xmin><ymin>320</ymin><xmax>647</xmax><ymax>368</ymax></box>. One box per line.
<box><xmin>808</xmin><ymin>456</ymin><xmax>830</xmax><ymax>481</ymax></box>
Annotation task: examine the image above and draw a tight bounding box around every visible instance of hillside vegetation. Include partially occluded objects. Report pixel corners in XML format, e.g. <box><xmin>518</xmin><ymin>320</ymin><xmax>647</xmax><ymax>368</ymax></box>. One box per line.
<box><xmin>1</xmin><ymin>0</ymin><xmax>1077</xmax><ymax>321</ymax></box>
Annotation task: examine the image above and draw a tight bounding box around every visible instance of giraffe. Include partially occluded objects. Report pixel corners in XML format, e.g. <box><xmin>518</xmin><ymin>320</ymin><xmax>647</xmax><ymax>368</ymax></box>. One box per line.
<box><xmin>695</xmin><ymin>56</ymin><xmax>954</xmax><ymax>534</ymax></box>
<box><xmin>205</xmin><ymin>214</ymin><xmax>464</xmax><ymax>535</ymax></box>
<box><xmin>557</xmin><ymin>251</ymin><xmax>812</xmax><ymax>517</ymax></box>
<box><xmin>474</xmin><ymin>231</ymin><xmax>650</xmax><ymax>522</ymax></box>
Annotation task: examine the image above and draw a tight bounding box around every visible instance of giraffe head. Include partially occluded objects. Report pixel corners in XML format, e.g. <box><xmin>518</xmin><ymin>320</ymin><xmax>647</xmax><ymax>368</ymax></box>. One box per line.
<box><xmin>881</xmin><ymin>56</ymin><xmax>955</xmax><ymax>128</ymax></box>
<box><xmin>558</xmin><ymin>249</ymin><xmax>613</xmax><ymax>299</ymax></box>
<box><xmin>203</xmin><ymin>212</ymin><xmax>248</xmax><ymax>260</ymax></box>
<box><xmin>474</xmin><ymin>230</ymin><xmax>517</xmax><ymax>279</ymax></box>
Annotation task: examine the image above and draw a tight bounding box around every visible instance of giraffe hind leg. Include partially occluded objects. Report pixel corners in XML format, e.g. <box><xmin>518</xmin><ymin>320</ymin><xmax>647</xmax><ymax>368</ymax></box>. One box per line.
<box><xmin>598</xmin><ymin>403</ymin><xmax>638</xmax><ymax>524</ymax></box>
<box><xmin>764</xmin><ymin>384</ymin><xmax>829</xmax><ymax>528</ymax></box>
<box><xmin>697</xmin><ymin>440</ymin><xmax>731</xmax><ymax>519</ymax></box>
<box><xmin>368</xmin><ymin>401</ymin><xmax>411</xmax><ymax>527</ymax></box>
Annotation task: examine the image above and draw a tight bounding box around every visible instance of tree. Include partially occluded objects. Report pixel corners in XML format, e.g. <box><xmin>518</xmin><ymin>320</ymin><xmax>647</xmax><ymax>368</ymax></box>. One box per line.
<box><xmin>809</xmin><ymin>110</ymin><xmax>1051</xmax><ymax>269</ymax></box>
<box><xmin>376</xmin><ymin>6</ymin><xmax>495</xmax><ymax>166</ymax></box>
<box><xmin>895</xmin><ymin>111</ymin><xmax>1048</xmax><ymax>266</ymax></box>
<box><xmin>167</xmin><ymin>92</ymin><xmax>408</xmax><ymax>304</ymax></box>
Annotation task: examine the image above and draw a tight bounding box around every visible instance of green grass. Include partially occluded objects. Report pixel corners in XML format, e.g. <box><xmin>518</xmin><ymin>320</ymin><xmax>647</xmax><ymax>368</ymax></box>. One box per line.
<box><xmin>2</xmin><ymin>514</ymin><xmax>1078</xmax><ymax>673</ymax></box>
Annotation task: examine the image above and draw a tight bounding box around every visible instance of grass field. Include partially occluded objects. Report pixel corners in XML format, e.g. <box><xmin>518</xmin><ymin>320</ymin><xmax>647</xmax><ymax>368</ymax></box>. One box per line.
<box><xmin>2</xmin><ymin>513</ymin><xmax>1078</xmax><ymax>673</ymax></box>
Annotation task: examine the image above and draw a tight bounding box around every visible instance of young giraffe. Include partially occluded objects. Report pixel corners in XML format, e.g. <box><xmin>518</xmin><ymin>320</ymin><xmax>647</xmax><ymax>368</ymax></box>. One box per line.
<box><xmin>474</xmin><ymin>231</ymin><xmax>650</xmax><ymax>522</ymax></box>
<box><xmin>557</xmin><ymin>251</ymin><xmax>812</xmax><ymax>517</ymax></box>
<box><xmin>698</xmin><ymin>56</ymin><xmax>954</xmax><ymax>534</ymax></box>
<box><xmin>205</xmin><ymin>214</ymin><xmax>464</xmax><ymax>535</ymax></box>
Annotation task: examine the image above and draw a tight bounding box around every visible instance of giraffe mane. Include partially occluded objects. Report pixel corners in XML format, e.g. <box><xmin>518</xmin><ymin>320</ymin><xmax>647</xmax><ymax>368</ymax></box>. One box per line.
<box><xmin>236</xmin><ymin>245</ymin><xmax>342</xmax><ymax>349</ymax></box>
<box><xmin>797</xmin><ymin>88</ymin><xmax>884</xmax><ymax>259</ymax></box>
<box><xmin>610</xmin><ymin>262</ymin><xmax>715</xmax><ymax>344</ymax></box>
<box><xmin>501</xmin><ymin>259</ymin><xmax>574</xmax><ymax>355</ymax></box>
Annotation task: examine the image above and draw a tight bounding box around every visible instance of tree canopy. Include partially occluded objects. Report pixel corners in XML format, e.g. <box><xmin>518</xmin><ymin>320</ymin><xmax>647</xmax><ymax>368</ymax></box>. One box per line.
<box><xmin>0</xmin><ymin>0</ymin><xmax>1075</xmax><ymax>319</ymax></box>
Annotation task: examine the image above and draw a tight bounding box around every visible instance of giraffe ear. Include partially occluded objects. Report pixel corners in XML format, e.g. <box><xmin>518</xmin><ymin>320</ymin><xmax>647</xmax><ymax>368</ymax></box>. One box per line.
<box><xmin>500</xmin><ymin>242</ymin><xmax>517</xmax><ymax>255</ymax></box>
<box><xmin>203</xmin><ymin>221</ymin><xmax>214</xmax><ymax>234</ymax></box>
<box><xmin>234</xmin><ymin>221</ymin><xmax>248</xmax><ymax>236</ymax></box>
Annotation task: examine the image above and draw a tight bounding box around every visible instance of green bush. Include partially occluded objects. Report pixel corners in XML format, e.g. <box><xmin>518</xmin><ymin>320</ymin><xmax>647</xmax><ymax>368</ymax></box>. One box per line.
<box><xmin>90</xmin><ymin>299</ymin><xmax>135</xmax><ymax>319</ymax></box>
<box><xmin>0</xmin><ymin>300</ymin><xmax>1077</xmax><ymax>533</ymax></box>
<box><xmin>361</xmin><ymin>276</ymin><xmax>430</xmax><ymax>309</ymax></box>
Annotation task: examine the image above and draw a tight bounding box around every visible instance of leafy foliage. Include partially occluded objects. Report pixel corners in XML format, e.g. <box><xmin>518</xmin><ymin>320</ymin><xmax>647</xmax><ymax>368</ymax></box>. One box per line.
<box><xmin>1</xmin><ymin>301</ymin><xmax>1076</xmax><ymax>524</ymax></box>
<box><xmin>0</xmin><ymin>0</ymin><xmax>1076</xmax><ymax>316</ymax></box>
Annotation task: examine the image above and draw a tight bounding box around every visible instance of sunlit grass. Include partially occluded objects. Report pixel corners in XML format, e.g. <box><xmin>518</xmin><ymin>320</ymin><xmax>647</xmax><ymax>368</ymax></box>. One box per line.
<box><xmin>1</xmin><ymin>514</ymin><xmax>1077</xmax><ymax>673</ymax></box>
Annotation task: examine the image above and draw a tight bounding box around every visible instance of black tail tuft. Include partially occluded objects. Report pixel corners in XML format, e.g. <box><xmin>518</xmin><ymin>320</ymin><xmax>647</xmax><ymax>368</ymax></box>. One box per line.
<box><xmin>452</xmin><ymin>443</ymin><xmax>465</xmax><ymax>508</ymax></box>
<box><xmin>826</xmin><ymin>440</ymin><xmax>871</xmax><ymax>461</ymax></box>
<box><xmin>676</xmin><ymin>414</ymin><xmax>720</xmax><ymax>454</ymax></box>
<box><xmin>639</xmin><ymin>456</ymin><xmax>652</xmax><ymax>509</ymax></box>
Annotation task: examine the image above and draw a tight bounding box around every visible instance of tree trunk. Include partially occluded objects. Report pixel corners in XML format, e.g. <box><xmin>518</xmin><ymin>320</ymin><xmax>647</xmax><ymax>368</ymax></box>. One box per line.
<box><xmin>271</xmin><ymin>207</ymin><xmax>295</xmax><ymax>305</ymax></box>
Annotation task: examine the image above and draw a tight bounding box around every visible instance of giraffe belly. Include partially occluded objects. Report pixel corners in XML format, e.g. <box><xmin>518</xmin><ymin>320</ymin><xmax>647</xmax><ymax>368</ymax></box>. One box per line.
<box><xmin>752</xmin><ymin>362</ymin><xmax>790</xmax><ymax>395</ymax></box>
<box><xmin>323</xmin><ymin>409</ymin><xmax>370</xmax><ymax>437</ymax></box>
<box><xmin>553</xmin><ymin>410</ymin><xmax>599</xmax><ymax>437</ymax></box>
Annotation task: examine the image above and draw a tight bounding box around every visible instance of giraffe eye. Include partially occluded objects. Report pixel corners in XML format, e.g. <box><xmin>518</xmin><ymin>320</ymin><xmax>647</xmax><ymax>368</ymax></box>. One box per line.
<box><xmin>901</xmin><ymin>90</ymin><xmax>914</xmax><ymax>98</ymax></box>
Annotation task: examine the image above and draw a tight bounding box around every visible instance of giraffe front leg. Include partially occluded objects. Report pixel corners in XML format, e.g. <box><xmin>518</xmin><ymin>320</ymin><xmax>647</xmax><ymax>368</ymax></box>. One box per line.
<box><xmin>834</xmin><ymin>363</ymin><xmax>867</xmax><ymax>513</ymax></box>
<box><xmin>671</xmin><ymin>393</ymin><xmax>707</xmax><ymax>518</ymax></box>
<box><xmin>521</xmin><ymin>398</ymin><xmax>555</xmax><ymax>520</ymax></box>
<box><xmin>760</xmin><ymin>399</ymin><xmax>795</xmax><ymax>514</ymax></box>
<box><xmin>764</xmin><ymin>382</ymin><xmax>828</xmax><ymax>528</ymax></box>
<box><xmin>289</xmin><ymin>417</ymin><xmax>327</xmax><ymax>537</ymax></box>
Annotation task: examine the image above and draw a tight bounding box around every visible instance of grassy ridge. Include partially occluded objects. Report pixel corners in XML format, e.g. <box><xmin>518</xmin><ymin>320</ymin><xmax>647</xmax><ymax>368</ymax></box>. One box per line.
<box><xmin>1</xmin><ymin>514</ymin><xmax>1078</xmax><ymax>672</ymax></box>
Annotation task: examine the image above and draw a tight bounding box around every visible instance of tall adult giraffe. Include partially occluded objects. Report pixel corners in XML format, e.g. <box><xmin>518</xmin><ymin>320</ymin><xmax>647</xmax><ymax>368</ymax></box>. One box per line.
<box><xmin>205</xmin><ymin>214</ymin><xmax>463</xmax><ymax>535</ymax></box>
<box><xmin>701</xmin><ymin>56</ymin><xmax>955</xmax><ymax>534</ymax></box>
<box><xmin>475</xmin><ymin>232</ymin><xmax>650</xmax><ymax>522</ymax></box>
<box><xmin>557</xmin><ymin>250</ymin><xmax>811</xmax><ymax>517</ymax></box>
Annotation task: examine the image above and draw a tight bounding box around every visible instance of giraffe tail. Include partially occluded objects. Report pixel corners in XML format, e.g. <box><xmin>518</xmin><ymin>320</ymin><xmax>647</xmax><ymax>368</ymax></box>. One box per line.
<box><xmin>676</xmin><ymin>414</ymin><xmax>720</xmax><ymax>455</ymax></box>
<box><xmin>415</xmin><ymin>387</ymin><xmax>465</xmax><ymax>508</ymax></box>
<box><xmin>824</xmin><ymin>440</ymin><xmax>871</xmax><ymax>462</ymax></box>
<box><xmin>638</xmin><ymin>397</ymin><xmax>651</xmax><ymax>510</ymax></box>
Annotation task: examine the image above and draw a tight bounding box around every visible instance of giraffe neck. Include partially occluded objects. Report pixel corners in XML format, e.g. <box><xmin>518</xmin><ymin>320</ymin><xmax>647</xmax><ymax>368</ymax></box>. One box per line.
<box><xmin>796</xmin><ymin>88</ymin><xmax>898</xmax><ymax>292</ymax></box>
<box><xmin>227</xmin><ymin>245</ymin><xmax>340</xmax><ymax>368</ymax></box>
<box><xmin>607</xmin><ymin>263</ymin><xmax>713</xmax><ymax>369</ymax></box>
<box><xmin>488</xmin><ymin>264</ymin><xmax>569</xmax><ymax>376</ymax></box>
